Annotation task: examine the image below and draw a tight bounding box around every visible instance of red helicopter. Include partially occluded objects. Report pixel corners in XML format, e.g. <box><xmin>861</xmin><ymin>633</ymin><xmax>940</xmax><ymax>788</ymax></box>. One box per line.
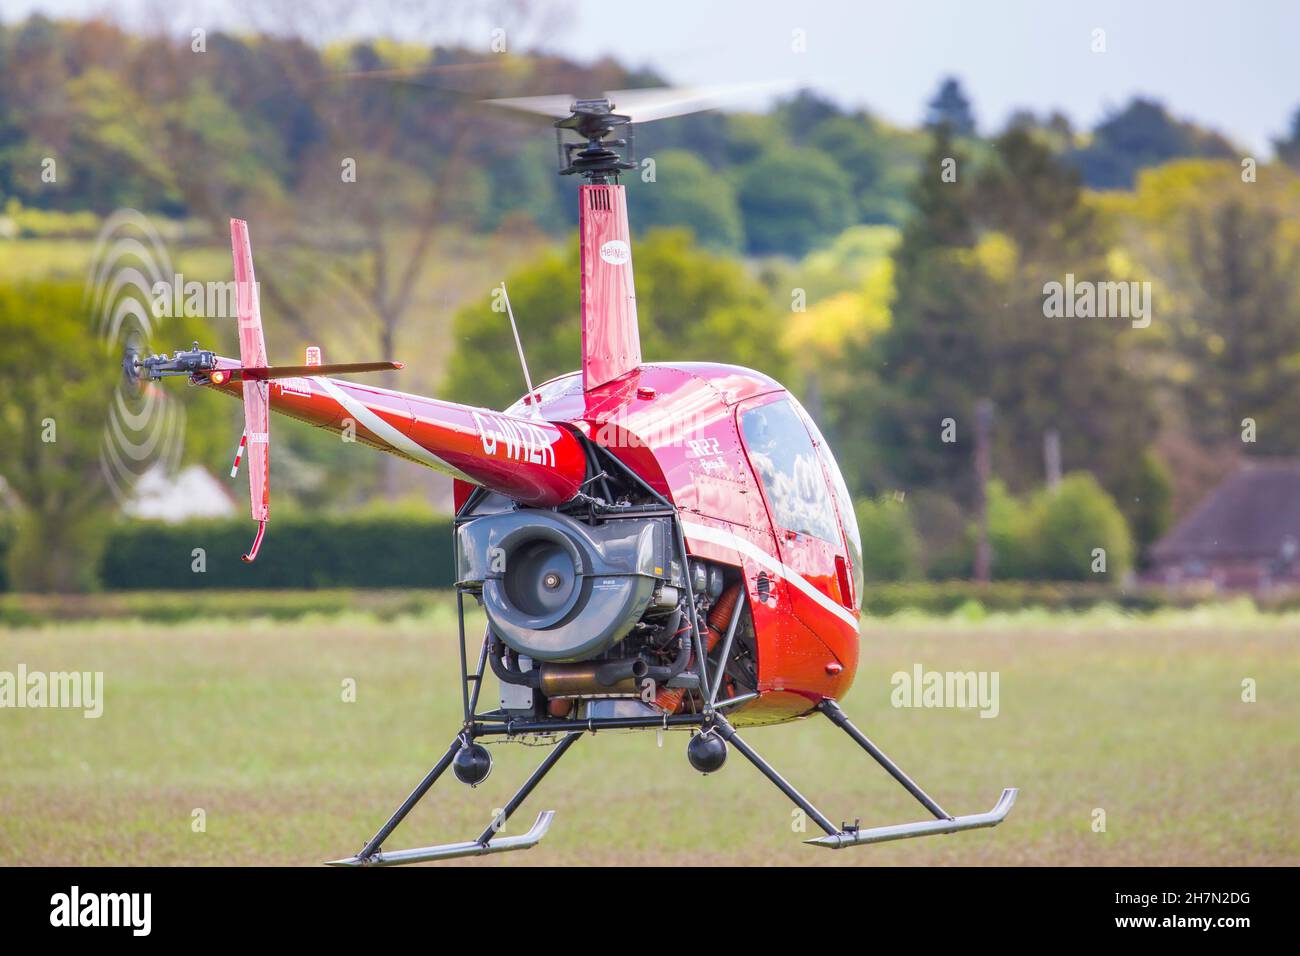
<box><xmin>132</xmin><ymin>87</ymin><xmax>1016</xmax><ymax>864</ymax></box>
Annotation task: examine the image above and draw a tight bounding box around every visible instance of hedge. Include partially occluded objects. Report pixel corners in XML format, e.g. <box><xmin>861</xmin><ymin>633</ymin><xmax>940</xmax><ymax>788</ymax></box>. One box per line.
<box><xmin>851</xmin><ymin>580</ymin><xmax>1300</xmax><ymax>616</ymax></box>
<box><xmin>98</xmin><ymin>515</ymin><xmax>457</xmax><ymax>590</ymax></box>
<box><xmin>0</xmin><ymin>589</ymin><xmax>454</xmax><ymax>627</ymax></box>
<box><xmin>0</xmin><ymin>520</ymin><xmax>10</xmax><ymax>592</ymax></box>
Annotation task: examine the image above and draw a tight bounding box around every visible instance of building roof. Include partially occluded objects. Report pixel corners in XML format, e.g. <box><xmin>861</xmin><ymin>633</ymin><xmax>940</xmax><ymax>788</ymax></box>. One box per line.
<box><xmin>1151</xmin><ymin>459</ymin><xmax>1300</xmax><ymax>562</ymax></box>
<box><xmin>124</xmin><ymin>464</ymin><xmax>238</xmax><ymax>523</ymax></box>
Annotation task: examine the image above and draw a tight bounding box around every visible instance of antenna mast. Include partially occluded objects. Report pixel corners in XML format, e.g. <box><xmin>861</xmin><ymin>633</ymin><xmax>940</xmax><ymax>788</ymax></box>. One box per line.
<box><xmin>500</xmin><ymin>281</ymin><xmax>536</xmax><ymax>405</ymax></box>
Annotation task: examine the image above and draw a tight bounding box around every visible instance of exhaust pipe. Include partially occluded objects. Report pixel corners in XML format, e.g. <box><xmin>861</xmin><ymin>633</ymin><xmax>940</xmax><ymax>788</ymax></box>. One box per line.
<box><xmin>540</xmin><ymin>658</ymin><xmax>649</xmax><ymax>697</ymax></box>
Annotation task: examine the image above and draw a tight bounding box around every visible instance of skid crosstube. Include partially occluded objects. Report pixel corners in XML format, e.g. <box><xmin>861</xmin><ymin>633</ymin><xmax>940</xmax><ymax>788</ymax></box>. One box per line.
<box><xmin>713</xmin><ymin>699</ymin><xmax>1017</xmax><ymax>850</ymax></box>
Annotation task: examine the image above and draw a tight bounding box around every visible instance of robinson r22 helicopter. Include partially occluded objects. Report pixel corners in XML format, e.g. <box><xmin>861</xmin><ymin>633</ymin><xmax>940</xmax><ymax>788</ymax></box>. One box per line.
<box><xmin>131</xmin><ymin>85</ymin><xmax>1017</xmax><ymax>864</ymax></box>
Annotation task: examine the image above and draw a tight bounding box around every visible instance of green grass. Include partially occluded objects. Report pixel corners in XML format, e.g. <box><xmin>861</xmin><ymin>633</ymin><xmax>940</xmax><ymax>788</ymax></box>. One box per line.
<box><xmin>1</xmin><ymin>607</ymin><xmax>1296</xmax><ymax>866</ymax></box>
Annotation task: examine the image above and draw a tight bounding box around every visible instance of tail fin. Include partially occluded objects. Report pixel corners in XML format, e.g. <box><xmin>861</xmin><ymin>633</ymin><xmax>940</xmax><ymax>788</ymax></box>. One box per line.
<box><xmin>230</xmin><ymin>218</ymin><xmax>270</xmax><ymax>561</ymax></box>
<box><xmin>579</xmin><ymin>184</ymin><xmax>641</xmax><ymax>391</ymax></box>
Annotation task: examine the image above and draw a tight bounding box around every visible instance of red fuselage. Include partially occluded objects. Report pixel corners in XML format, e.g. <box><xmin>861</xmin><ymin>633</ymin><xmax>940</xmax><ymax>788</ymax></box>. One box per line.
<box><xmin>210</xmin><ymin>182</ymin><xmax>860</xmax><ymax>726</ymax></box>
<box><xmin>500</xmin><ymin>362</ymin><xmax>862</xmax><ymax>724</ymax></box>
<box><xmin>210</xmin><ymin>357</ymin><xmax>862</xmax><ymax>725</ymax></box>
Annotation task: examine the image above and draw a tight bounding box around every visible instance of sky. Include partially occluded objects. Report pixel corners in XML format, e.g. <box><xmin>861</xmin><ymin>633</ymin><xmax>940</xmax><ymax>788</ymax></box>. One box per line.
<box><xmin>6</xmin><ymin>0</ymin><xmax>1299</xmax><ymax>156</ymax></box>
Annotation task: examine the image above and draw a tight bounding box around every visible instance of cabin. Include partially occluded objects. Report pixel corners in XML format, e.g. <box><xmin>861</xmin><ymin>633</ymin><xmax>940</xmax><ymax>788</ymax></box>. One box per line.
<box><xmin>1148</xmin><ymin>459</ymin><xmax>1300</xmax><ymax>591</ymax></box>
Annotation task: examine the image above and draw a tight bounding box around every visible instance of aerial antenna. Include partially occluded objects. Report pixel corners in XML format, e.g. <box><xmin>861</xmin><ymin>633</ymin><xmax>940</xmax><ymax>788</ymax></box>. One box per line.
<box><xmin>500</xmin><ymin>281</ymin><xmax>536</xmax><ymax>408</ymax></box>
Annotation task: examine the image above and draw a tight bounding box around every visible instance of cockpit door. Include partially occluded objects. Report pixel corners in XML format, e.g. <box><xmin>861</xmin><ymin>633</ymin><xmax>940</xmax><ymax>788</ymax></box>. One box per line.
<box><xmin>737</xmin><ymin>396</ymin><xmax>857</xmax><ymax>650</ymax></box>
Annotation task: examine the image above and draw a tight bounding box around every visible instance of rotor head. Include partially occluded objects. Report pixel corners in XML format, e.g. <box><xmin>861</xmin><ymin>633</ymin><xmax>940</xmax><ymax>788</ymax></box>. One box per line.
<box><xmin>484</xmin><ymin>82</ymin><xmax>792</xmax><ymax>182</ymax></box>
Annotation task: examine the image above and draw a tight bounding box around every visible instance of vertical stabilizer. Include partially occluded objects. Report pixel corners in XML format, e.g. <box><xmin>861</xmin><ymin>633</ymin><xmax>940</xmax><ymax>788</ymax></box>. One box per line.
<box><xmin>230</xmin><ymin>218</ymin><xmax>270</xmax><ymax>560</ymax></box>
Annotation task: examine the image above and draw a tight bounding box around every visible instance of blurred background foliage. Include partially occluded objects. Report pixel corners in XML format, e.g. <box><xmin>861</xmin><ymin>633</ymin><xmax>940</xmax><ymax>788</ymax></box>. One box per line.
<box><xmin>2</xmin><ymin>12</ymin><xmax>1300</xmax><ymax>590</ymax></box>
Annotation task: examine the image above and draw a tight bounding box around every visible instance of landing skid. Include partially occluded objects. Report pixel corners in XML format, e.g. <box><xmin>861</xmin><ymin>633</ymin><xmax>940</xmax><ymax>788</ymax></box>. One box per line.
<box><xmin>716</xmin><ymin>699</ymin><xmax>1017</xmax><ymax>850</ymax></box>
<box><xmin>327</xmin><ymin>699</ymin><xmax>1015</xmax><ymax>865</ymax></box>
<box><xmin>327</xmin><ymin>812</ymin><xmax>556</xmax><ymax>866</ymax></box>
<box><xmin>328</xmin><ymin>515</ymin><xmax>1013</xmax><ymax>866</ymax></box>
<box><xmin>327</xmin><ymin>731</ymin><xmax>580</xmax><ymax>867</ymax></box>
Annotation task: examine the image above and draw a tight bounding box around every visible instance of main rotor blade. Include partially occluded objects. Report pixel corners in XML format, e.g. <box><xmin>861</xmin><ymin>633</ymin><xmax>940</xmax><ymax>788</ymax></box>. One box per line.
<box><xmin>605</xmin><ymin>80</ymin><xmax>796</xmax><ymax>123</ymax></box>
<box><xmin>482</xmin><ymin>93</ymin><xmax>578</xmax><ymax>120</ymax></box>
<box><xmin>485</xmin><ymin>81</ymin><xmax>796</xmax><ymax>128</ymax></box>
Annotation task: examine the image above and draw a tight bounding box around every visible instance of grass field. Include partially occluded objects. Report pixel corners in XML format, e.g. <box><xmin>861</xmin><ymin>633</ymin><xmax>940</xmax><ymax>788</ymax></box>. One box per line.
<box><xmin>2</xmin><ymin>602</ymin><xmax>1297</xmax><ymax>866</ymax></box>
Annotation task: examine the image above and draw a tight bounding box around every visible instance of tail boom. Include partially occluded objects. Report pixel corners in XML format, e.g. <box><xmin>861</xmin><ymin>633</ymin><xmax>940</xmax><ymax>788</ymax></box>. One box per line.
<box><xmin>207</xmin><ymin>362</ymin><xmax>586</xmax><ymax>507</ymax></box>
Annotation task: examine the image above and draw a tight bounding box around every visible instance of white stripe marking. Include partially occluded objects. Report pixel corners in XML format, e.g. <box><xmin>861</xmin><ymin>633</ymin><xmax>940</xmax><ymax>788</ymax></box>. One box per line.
<box><xmin>681</xmin><ymin>519</ymin><xmax>860</xmax><ymax>633</ymax></box>
<box><xmin>315</xmin><ymin>377</ymin><xmax>473</xmax><ymax>481</ymax></box>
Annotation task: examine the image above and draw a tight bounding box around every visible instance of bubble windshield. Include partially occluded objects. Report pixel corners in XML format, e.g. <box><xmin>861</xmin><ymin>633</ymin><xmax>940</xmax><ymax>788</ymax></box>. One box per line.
<box><xmin>740</xmin><ymin>398</ymin><xmax>843</xmax><ymax>547</ymax></box>
<box><xmin>791</xmin><ymin>398</ymin><xmax>864</xmax><ymax>610</ymax></box>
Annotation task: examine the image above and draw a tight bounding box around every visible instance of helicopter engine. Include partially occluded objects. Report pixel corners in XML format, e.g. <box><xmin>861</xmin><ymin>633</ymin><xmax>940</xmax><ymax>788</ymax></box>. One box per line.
<box><xmin>456</xmin><ymin>508</ymin><xmax>734</xmax><ymax>715</ymax></box>
<box><xmin>457</xmin><ymin>510</ymin><xmax>674</xmax><ymax>661</ymax></box>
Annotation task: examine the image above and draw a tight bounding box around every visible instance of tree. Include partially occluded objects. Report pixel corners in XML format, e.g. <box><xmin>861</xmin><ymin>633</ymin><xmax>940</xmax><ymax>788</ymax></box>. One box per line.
<box><xmin>1069</xmin><ymin>98</ymin><xmax>1236</xmax><ymax>189</ymax></box>
<box><xmin>1274</xmin><ymin>106</ymin><xmax>1300</xmax><ymax>170</ymax></box>
<box><xmin>831</xmin><ymin>125</ymin><xmax>983</xmax><ymax>498</ymax></box>
<box><xmin>736</xmin><ymin>146</ymin><xmax>855</xmax><ymax>256</ymax></box>
<box><xmin>1029</xmin><ymin>474</ymin><xmax>1133</xmax><ymax>581</ymax></box>
<box><xmin>925</xmin><ymin>77</ymin><xmax>976</xmax><ymax>137</ymax></box>
<box><xmin>826</xmin><ymin>124</ymin><xmax>1159</xmax><ymax>520</ymax></box>
<box><xmin>1122</xmin><ymin>160</ymin><xmax>1300</xmax><ymax>454</ymax></box>
<box><xmin>970</xmin><ymin>128</ymin><xmax>1158</xmax><ymax>512</ymax></box>
<box><xmin>1179</xmin><ymin>200</ymin><xmax>1300</xmax><ymax>447</ymax></box>
<box><xmin>624</xmin><ymin>149</ymin><xmax>743</xmax><ymax>249</ymax></box>
<box><xmin>895</xmin><ymin>125</ymin><xmax>975</xmax><ymax>269</ymax></box>
<box><xmin>972</xmin><ymin>126</ymin><xmax>1088</xmax><ymax>252</ymax></box>
<box><xmin>0</xmin><ymin>282</ymin><xmax>119</xmax><ymax>590</ymax></box>
<box><xmin>1182</xmin><ymin>208</ymin><xmax>1300</xmax><ymax>448</ymax></box>
<box><xmin>776</xmin><ymin>89</ymin><xmax>843</xmax><ymax>139</ymax></box>
<box><xmin>854</xmin><ymin>494</ymin><xmax>921</xmax><ymax>581</ymax></box>
<box><xmin>1110</xmin><ymin>449</ymin><xmax>1172</xmax><ymax>565</ymax></box>
<box><xmin>809</xmin><ymin>114</ymin><xmax>925</xmax><ymax>226</ymax></box>
<box><xmin>984</xmin><ymin>474</ymin><xmax>1133</xmax><ymax>581</ymax></box>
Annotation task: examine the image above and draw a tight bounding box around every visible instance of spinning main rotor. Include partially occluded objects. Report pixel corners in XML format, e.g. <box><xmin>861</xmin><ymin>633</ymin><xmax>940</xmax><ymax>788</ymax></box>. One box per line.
<box><xmin>486</xmin><ymin>83</ymin><xmax>786</xmax><ymax>182</ymax></box>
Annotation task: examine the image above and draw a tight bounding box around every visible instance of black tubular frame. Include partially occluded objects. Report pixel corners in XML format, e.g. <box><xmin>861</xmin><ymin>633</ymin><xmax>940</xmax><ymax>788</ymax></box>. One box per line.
<box><xmin>343</xmin><ymin>445</ymin><xmax>728</xmax><ymax>864</ymax></box>
<box><xmin>449</xmin><ymin>437</ymin><xmax>731</xmax><ymax>736</ymax></box>
<box><xmin>710</xmin><ymin>703</ymin><xmax>952</xmax><ymax>841</ymax></box>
